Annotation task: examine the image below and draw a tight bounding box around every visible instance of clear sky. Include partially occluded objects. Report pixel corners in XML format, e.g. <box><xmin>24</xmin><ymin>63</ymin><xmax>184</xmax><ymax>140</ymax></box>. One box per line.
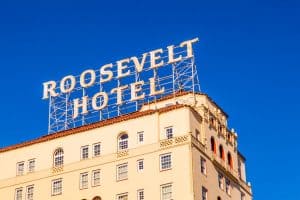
<box><xmin>0</xmin><ymin>0</ymin><xmax>299</xmax><ymax>199</ymax></box>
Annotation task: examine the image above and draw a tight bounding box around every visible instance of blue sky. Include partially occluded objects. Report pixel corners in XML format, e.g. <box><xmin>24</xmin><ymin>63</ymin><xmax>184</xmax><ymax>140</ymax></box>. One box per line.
<box><xmin>0</xmin><ymin>0</ymin><xmax>299</xmax><ymax>199</ymax></box>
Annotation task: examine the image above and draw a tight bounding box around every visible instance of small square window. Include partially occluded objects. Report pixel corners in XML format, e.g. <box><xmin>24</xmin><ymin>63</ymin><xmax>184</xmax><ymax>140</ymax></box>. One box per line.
<box><xmin>93</xmin><ymin>143</ymin><xmax>101</xmax><ymax>157</ymax></box>
<box><xmin>165</xmin><ymin>127</ymin><xmax>173</xmax><ymax>139</ymax></box>
<box><xmin>137</xmin><ymin>159</ymin><xmax>144</xmax><ymax>172</ymax></box>
<box><xmin>160</xmin><ymin>153</ymin><xmax>172</xmax><ymax>171</ymax></box>
<box><xmin>81</xmin><ymin>146</ymin><xmax>89</xmax><ymax>160</ymax></box>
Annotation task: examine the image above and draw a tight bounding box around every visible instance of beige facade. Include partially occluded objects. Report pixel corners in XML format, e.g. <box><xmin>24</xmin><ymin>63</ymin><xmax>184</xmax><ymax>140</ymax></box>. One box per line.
<box><xmin>0</xmin><ymin>92</ymin><xmax>252</xmax><ymax>200</ymax></box>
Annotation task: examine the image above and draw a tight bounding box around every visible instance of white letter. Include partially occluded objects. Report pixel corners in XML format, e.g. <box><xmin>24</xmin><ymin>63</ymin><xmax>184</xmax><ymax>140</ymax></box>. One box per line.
<box><xmin>167</xmin><ymin>45</ymin><xmax>182</xmax><ymax>64</ymax></box>
<box><xmin>80</xmin><ymin>69</ymin><xmax>96</xmax><ymax>88</ymax></box>
<box><xmin>130</xmin><ymin>81</ymin><xmax>145</xmax><ymax>101</ymax></box>
<box><xmin>131</xmin><ymin>53</ymin><xmax>148</xmax><ymax>73</ymax></box>
<box><xmin>117</xmin><ymin>58</ymin><xmax>131</xmax><ymax>79</ymax></box>
<box><xmin>149</xmin><ymin>77</ymin><xmax>165</xmax><ymax>96</ymax></box>
<box><xmin>73</xmin><ymin>96</ymin><xmax>88</xmax><ymax>119</ymax></box>
<box><xmin>180</xmin><ymin>38</ymin><xmax>199</xmax><ymax>58</ymax></box>
<box><xmin>100</xmin><ymin>63</ymin><xmax>113</xmax><ymax>83</ymax></box>
<box><xmin>92</xmin><ymin>92</ymin><xmax>108</xmax><ymax>110</ymax></box>
<box><xmin>60</xmin><ymin>75</ymin><xmax>76</xmax><ymax>93</ymax></box>
<box><xmin>149</xmin><ymin>48</ymin><xmax>164</xmax><ymax>69</ymax></box>
<box><xmin>42</xmin><ymin>81</ymin><xmax>58</xmax><ymax>99</ymax></box>
<box><xmin>110</xmin><ymin>85</ymin><xmax>128</xmax><ymax>105</ymax></box>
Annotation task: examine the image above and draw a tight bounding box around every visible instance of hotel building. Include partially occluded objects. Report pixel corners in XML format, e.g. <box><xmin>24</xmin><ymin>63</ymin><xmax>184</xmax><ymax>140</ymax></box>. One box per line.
<box><xmin>0</xmin><ymin>91</ymin><xmax>252</xmax><ymax>200</ymax></box>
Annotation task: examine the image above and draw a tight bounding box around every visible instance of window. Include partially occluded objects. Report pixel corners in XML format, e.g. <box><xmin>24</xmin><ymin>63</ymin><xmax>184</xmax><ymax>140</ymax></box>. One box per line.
<box><xmin>53</xmin><ymin>148</ymin><xmax>64</xmax><ymax>167</ymax></box>
<box><xmin>225</xmin><ymin>178</ymin><xmax>231</xmax><ymax>195</ymax></box>
<box><xmin>116</xmin><ymin>193</ymin><xmax>128</xmax><ymax>200</ymax></box>
<box><xmin>219</xmin><ymin>145</ymin><xmax>224</xmax><ymax>160</ymax></box>
<box><xmin>137</xmin><ymin>189</ymin><xmax>144</xmax><ymax>200</ymax></box>
<box><xmin>227</xmin><ymin>152</ymin><xmax>233</xmax><ymax>169</ymax></box>
<box><xmin>117</xmin><ymin>163</ymin><xmax>128</xmax><ymax>181</ymax></box>
<box><xmin>26</xmin><ymin>185</ymin><xmax>34</xmax><ymax>200</ymax></box>
<box><xmin>92</xmin><ymin>170</ymin><xmax>101</xmax><ymax>187</ymax></box>
<box><xmin>165</xmin><ymin>126</ymin><xmax>173</xmax><ymax>139</ymax></box>
<box><xmin>51</xmin><ymin>178</ymin><xmax>62</xmax><ymax>196</ymax></box>
<box><xmin>241</xmin><ymin>192</ymin><xmax>246</xmax><ymax>200</ymax></box>
<box><xmin>218</xmin><ymin>173</ymin><xmax>224</xmax><ymax>190</ymax></box>
<box><xmin>160</xmin><ymin>153</ymin><xmax>172</xmax><ymax>170</ymax></box>
<box><xmin>81</xmin><ymin>145</ymin><xmax>89</xmax><ymax>160</ymax></box>
<box><xmin>202</xmin><ymin>187</ymin><xmax>208</xmax><ymax>200</ymax></box>
<box><xmin>118</xmin><ymin>133</ymin><xmax>129</xmax><ymax>151</ymax></box>
<box><xmin>200</xmin><ymin>156</ymin><xmax>206</xmax><ymax>175</ymax></box>
<box><xmin>137</xmin><ymin>159</ymin><xmax>144</xmax><ymax>172</ymax></box>
<box><xmin>28</xmin><ymin>159</ymin><xmax>35</xmax><ymax>173</ymax></box>
<box><xmin>92</xmin><ymin>196</ymin><xmax>102</xmax><ymax>200</ymax></box>
<box><xmin>161</xmin><ymin>183</ymin><xmax>172</xmax><ymax>200</ymax></box>
<box><xmin>93</xmin><ymin>143</ymin><xmax>101</xmax><ymax>157</ymax></box>
<box><xmin>196</xmin><ymin>129</ymin><xmax>200</xmax><ymax>141</ymax></box>
<box><xmin>137</xmin><ymin>131</ymin><xmax>144</xmax><ymax>144</ymax></box>
<box><xmin>80</xmin><ymin>172</ymin><xmax>88</xmax><ymax>189</ymax></box>
<box><xmin>15</xmin><ymin>188</ymin><xmax>23</xmax><ymax>200</ymax></box>
<box><xmin>211</xmin><ymin>137</ymin><xmax>216</xmax><ymax>153</ymax></box>
<box><xmin>16</xmin><ymin>161</ymin><xmax>25</xmax><ymax>176</ymax></box>
<box><xmin>217</xmin><ymin>196</ymin><xmax>222</xmax><ymax>200</ymax></box>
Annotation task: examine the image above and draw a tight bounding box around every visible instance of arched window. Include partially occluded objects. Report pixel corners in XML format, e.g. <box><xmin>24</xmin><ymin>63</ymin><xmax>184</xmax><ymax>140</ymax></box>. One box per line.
<box><xmin>211</xmin><ymin>137</ymin><xmax>216</xmax><ymax>154</ymax></box>
<box><xmin>217</xmin><ymin>196</ymin><xmax>222</xmax><ymax>200</ymax></box>
<box><xmin>219</xmin><ymin>145</ymin><xmax>224</xmax><ymax>161</ymax></box>
<box><xmin>92</xmin><ymin>196</ymin><xmax>102</xmax><ymax>200</ymax></box>
<box><xmin>227</xmin><ymin>152</ymin><xmax>233</xmax><ymax>169</ymax></box>
<box><xmin>118</xmin><ymin>133</ymin><xmax>128</xmax><ymax>151</ymax></box>
<box><xmin>53</xmin><ymin>148</ymin><xmax>64</xmax><ymax>167</ymax></box>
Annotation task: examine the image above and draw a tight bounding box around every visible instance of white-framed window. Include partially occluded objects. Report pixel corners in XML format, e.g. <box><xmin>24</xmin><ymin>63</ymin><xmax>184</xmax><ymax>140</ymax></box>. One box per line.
<box><xmin>160</xmin><ymin>153</ymin><xmax>172</xmax><ymax>170</ymax></box>
<box><xmin>16</xmin><ymin>161</ymin><xmax>25</xmax><ymax>176</ymax></box>
<box><xmin>118</xmin><ymin>133</ymin><xmax>129</xmax><ymax>151</ymax></box>
<box><xmin>80</xmin><ymin>172</ymin><xmax>88</xmax><ymax>189</ymax></box>
<box><xmin>53</xmin><ymin>148</ymin><xmax>64</xmax><ymax>167</ymax></box>
<box><xmin>117</xmin><ymin>163</ymin><xmax>128</xmax><ymax>181</ymax></box>
<box><xmin>218</xmin><ymin>173</ymin><xmax>224</xmax><ymax>190</ymax></box>
<box><xmin>51</xmin><ymin>178</ymin><xmax>62</xmax><ymax>196</ymax></box>
<box><xmin>28</xmin><ymin>159</ymin><xmax>35</xmax><ymax>173</ymax></box>
<box><xmin>202</xmin><ymin>186</ymin><xmax>208</xmax><ymax>200</ymax></box>
<box><xmin>26</xmin><ymin>185</ymin><xmax>34</xmax><ymax>200</ymax></box>
<box><xmin>137</xmin><ymin>159</ymin><xmax>144</xmax><ymax>172</ymax></box>
<box><xmin>161</xmin><ymin>183</ymin><xmax>172</xmax><ymax>200</ymax></box>
<box><xmin>225</xmin><ymin>178</ymin><xmax>231</xmax><ymax>195</ymax></box>
<box><xmin>137</xmin><ymin>189</ymin><xmax>144</xmax><ymax>200</ymax></box>
<box><xmin>92</xmin><ymin>169</ymin><xmax>101</xmax><ymax>187</ymax></box>
<box><xmin>15</xmin><ymin>187</ymin><xmax>23</xmax><ymax>200</ymax></box>
<box><xmin>165</xmin><ymin>126</ymin><xmax>173</xmax><ymax>139</ymax></box>
<box><xmin>116</xmin><ymin>192</ymin><xmax>128</xmax><ymax>200</ymax></box>
<box><xmin>81</xmin><ymin>145</ymin><xmax>89</xmax><ymax>160</ymax></box>
<box><xmin>137</xmin><ymin>131</ymin><xmax>144</xmax><ymax>144</ymax></box>
<box><xmin>200</xmin><ymin>156</ymin><xmax>206</xmax><ymax>175</ymax></box>
<box><xmin>93</xmin><ymin>143</ymin><xmax>101</xmax><ymax>157</ymax></box>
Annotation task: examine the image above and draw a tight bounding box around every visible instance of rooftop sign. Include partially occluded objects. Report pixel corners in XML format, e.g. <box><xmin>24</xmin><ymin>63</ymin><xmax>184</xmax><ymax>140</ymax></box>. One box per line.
<box><xmin>43</xmin><ymin>38</ymin><xmax>200</xmax><ymax>133</ymax></box>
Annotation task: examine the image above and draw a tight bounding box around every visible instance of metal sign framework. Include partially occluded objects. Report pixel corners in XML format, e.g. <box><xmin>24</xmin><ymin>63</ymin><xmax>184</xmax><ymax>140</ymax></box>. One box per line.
<box><xmin>47</xmin><ymin>47</ymin><xmax>200</xmax><ymax>134</ymax></box>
